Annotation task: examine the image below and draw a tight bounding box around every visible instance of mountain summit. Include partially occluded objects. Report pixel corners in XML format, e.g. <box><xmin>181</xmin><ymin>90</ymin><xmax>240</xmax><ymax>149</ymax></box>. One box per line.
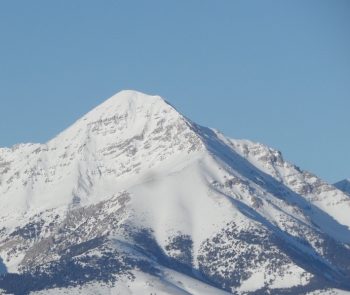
<box><xmin>1</xmin><ymin>91</ymin><xmax>350</xmax><ymax>295</ymax></box>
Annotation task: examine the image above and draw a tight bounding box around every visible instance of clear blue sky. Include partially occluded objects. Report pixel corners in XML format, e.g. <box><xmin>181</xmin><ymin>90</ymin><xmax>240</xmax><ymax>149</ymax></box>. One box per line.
<box><xmin>0</xmin><ymin>1</ymin><xmax>349</xmax><ymax>182</ymax></box>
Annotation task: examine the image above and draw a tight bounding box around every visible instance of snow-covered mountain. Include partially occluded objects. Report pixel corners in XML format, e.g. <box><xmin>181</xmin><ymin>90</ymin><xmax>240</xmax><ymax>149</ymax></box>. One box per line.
<box><xmin>0</xmin><ymin>90</ymin><xmax>350</xmax><ymax>295</ymax></box>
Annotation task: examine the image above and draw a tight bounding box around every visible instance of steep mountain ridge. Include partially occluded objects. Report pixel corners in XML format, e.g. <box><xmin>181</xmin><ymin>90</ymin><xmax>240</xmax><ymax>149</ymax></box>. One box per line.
<box><xmin>0</xmin><ymin>90</ymin><xmax>350</xmax><ymax>295</ymax></box>
<box><xmin>0</xmin><ymin>90</ymin><xmax>202</xmax><ymax>215</ymax></box>
<box><xmin>224</xmin><ymin>137</ymin><xmax>350</xmax><ymax>227</ymax></box>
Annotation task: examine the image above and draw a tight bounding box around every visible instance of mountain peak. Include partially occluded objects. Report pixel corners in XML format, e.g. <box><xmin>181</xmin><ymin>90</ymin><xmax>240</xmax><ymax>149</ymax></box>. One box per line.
<box><xmin>80</xmin><ymin>90</ymin><xmax>174</xmax><ymax>123</ymax></box>
<box><xmin>0</xmin><ymin>90</ymin><xmax>203</xmax><ymax>215</ymax></box>
<box><xmin>103</xmin><ymin>89</ymin><xmax>167</xmax><ymax>107</ymax></box>
<box><xmin>80</xmin><ymin>90</ymin><xmax>185</xmax><ymax>130</ymax></box>
<box><xmin>50</xmin><ymin>90</ymin><xmax>186</xmax><ymax>145</ymax></box>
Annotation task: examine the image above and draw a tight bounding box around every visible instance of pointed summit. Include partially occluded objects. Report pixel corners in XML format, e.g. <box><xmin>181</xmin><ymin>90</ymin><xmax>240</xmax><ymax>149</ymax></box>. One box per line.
<box><xmin>103</xmin><ymin>89</ymin><xmax>166</xmax><ymax>105</ymax></box>
<box><xmin>0</xmin><ymin>90</ymin><xmax>204</xmax><ymax>214</ymax></box>
<box><xmin>50</xmin><ymin>89</ymin><xmax>193</xmax><ymax>151</ymax></box>
<box><xmin>81</xmin><ymin>90</ymin><xmax>177</xmax><ymax>124</ymax></box>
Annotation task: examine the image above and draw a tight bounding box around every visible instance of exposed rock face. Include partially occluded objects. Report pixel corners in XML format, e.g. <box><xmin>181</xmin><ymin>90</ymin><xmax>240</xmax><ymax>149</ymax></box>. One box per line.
<box><xmin>0</xmin><ymin>90</ymin><xmax>350</xmax><ymax>295</ymax></box>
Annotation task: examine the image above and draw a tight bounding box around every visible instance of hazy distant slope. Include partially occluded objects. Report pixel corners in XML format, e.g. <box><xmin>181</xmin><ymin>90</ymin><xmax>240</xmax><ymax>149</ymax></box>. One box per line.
<box><xmin>334</xmin><ymin>179</ymin><xmax>350</xmax><ymax>196</ymax></box>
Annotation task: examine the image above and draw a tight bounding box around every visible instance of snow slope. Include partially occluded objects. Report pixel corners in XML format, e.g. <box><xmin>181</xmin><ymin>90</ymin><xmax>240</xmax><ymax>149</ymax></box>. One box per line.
<box><xmin>0</xmin><ymin>90</ymin><xmax>350</xmax><ymax>295</ymax></box>
<box><xmin>29</xmin><ymin>269</ymin><xmax>230</xmax><ymax>295</ymax></box>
